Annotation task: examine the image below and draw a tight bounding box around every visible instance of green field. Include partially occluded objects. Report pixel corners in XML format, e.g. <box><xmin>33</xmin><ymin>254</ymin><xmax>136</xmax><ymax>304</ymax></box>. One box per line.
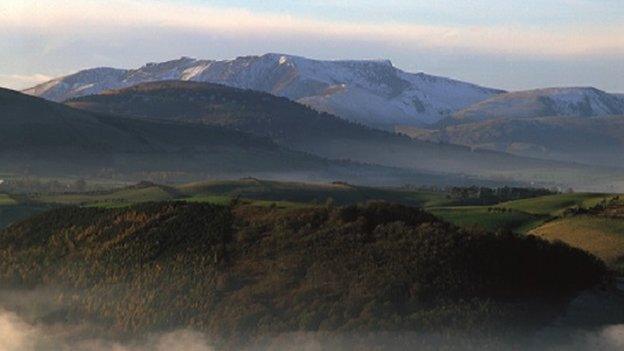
<box><xmin>428</xmin><ymin>193</ymin><xmax>618</xmax><ymax>235</ymax></box>
<box><xmin>430</xmin><ymin>206</ymin><xmax>549</xmax><ymax>233</ymax></box>
<box><xmin>179</xmin><ymin>179</ymin><xmax>451</xmax><ymax>207</ymax></box>
<box><xmin>495</xmin><ymin>193</ymin><xmax>612</xmax><ymax>216</ymax></box>
<box><xmin>34</xmin><ymin>186</ymin><xmax>177</xmax><ymax>207</ymax></box>
<box><xmin>0</xmin><ymin>194</ymin><xmax>16</xmax><ymax>206</ymax></box>
<box><xmin>31</xmin><ymin>179</ymin><xmax>452</xmax><ymax>209</ymax></box>
<box><xmin>6</xmin><ymin>179</ymin><xmax>624</xmax><ymax>274</ymax></box>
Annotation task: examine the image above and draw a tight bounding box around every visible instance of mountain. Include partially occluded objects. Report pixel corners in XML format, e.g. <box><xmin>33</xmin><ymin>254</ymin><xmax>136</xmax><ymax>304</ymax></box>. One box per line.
<box><xmin>399</xmin><ymin>87</ymin><xmax>624</xmax><ymax>168</ymax></box>
<box><xmin>24</xmin><ymin>54</ymin><xmax>504</xmax><ymax>127</ymax></box>
<box><xmin>0</xmin><ymin>201</ymin><xmax>607</xmax><ymax>349</ymax></box>
<box><xmin>65</xmin><ymin>81</ymin><xmax>624</xmax><ymax>192</ymax></box>
<box><xmin>399</xmin><ymin>116</ymin><xmax>624</xmax><ymax>168</ymax></box>
<box><xmin>450</xmin><ymin>87</ymin><xmax>624</xmax><ymax>123</ymax></box>
<box><xmin>0</xmin><ymin>87</ymin><xmax>440</xmax><ymax>184</ymax></box>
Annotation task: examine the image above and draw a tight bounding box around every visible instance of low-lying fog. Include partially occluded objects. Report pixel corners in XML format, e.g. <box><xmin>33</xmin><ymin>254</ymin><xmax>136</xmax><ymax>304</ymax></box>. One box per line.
<box><xmin>1</xmin><ymin>281</ymin><xmax>623</xmax><ymax>351</ymax></box>
<box><xmin>0</xmin><ymin>307</ymin><xmax>623</xmax><ymax>351</ymax></box>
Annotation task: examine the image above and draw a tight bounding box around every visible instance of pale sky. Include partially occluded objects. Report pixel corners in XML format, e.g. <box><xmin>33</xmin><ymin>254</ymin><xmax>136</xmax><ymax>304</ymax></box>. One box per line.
<box><xmin>1</xmin><ymin>0</ymin><xmax>623</xmax><ymax>92</ymax></box>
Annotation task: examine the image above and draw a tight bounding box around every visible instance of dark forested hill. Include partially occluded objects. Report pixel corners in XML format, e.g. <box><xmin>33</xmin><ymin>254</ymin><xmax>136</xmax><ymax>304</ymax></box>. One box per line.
<box><xmin>67</xmin><ymin>80</ymin><xmax>364</xmax><ymax>146</ymax></box>
<box><xmin>66</xmin><ymin>81</ymin><xmax>624</xmax><ymax>191</ymax></box>
<box><xmin>0</xmin><ymin>87</ymin><xmax>457</xmax><ymax>184</ymax></box>
<box><xmin>0</xmin><ymin>201</ymin><xmax>608</xmax><ymax>349</ymax></box>
<box><xmin>0</xmin><ymin>87</ymin><xmax>314</xmax><ymax>176</ymax></box>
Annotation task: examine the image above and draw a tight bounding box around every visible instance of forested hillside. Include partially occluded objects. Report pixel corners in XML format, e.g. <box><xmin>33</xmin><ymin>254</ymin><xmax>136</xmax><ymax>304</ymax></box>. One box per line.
<box><xmin>0</xmin><ymin>202</ymin><xmax>607</xmax><ymax>349</ymax></box>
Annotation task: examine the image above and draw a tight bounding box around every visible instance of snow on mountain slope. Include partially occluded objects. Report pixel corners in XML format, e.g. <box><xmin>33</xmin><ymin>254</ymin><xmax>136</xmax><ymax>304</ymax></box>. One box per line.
<box><xmin>23</xmin><ymin>54</ymin><xmax>504</xmax><ymax>126</ymax></box>
<box><xmin>452</xmin><ymin>87</ymin><xmax>624</xmax><ymax>122</ymax></box>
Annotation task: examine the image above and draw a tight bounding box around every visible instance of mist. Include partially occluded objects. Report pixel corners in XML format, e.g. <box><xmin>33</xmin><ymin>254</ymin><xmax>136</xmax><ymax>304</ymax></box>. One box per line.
<box><xmin>0</xmin><ymin>308</ymin><xmax>214</xmax><ymax>351</ymax></box>
<box><xmin>1</xmin><ymin>304</ymin><xmax>624</xmax><ymax>351</ymax></box>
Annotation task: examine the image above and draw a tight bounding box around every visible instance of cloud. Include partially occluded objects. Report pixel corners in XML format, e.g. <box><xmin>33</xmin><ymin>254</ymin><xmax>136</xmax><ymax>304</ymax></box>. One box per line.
<box><xmin>0</xmin><ymin>308</ymin><xmax>215</xmax><ymax>351</ymax></box>
<box><xmin>0</xmin><ymin>74</ymin><xmax>54</xmax><ymax>90</ymax></box>
<box><xmin>0</xmin><ymin>310</ymin><xmax>38</xmax><ymax>351</ymax></box>
<box><xmin>1</xmin><ymin>0</ymin><xmax>622</xmax><ymax>58</ymax></box>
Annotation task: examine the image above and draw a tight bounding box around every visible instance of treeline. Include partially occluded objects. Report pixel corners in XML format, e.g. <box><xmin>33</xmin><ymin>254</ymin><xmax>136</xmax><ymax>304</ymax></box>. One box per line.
<box><xmin>563</xmin><ymin>196</ymin><xmax>624</xmax><ymax>218</ymax></box>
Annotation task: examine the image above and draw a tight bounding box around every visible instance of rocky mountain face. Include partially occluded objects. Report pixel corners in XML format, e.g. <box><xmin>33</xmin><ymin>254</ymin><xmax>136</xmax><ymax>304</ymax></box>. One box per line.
<box><xmin>24</xmin><ymin>54</ymin><xmax>504</xmax><ymax>127</ymax></box>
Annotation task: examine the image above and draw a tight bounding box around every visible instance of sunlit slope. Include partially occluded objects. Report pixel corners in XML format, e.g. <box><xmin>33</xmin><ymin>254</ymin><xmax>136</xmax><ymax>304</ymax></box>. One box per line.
<box><xmin>430</xmin><ymin>206</ymin><xmax>549</xmax><ymax>233</ymax></box>
<box><xmin>531</xmin><ymin>216</ymin><xmax>624</xmax><ymax>271</ymax></box>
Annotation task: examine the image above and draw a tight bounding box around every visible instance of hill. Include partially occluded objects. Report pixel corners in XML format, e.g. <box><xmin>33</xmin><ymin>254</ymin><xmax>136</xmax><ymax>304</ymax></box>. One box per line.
<box><xmin>530</xmin><ymin>196</ymin><xmax>624</xmax><ymax>273</ymax></box>
<box><xmin>429</xmin><ymin>193</ymin><xmax>613</xmax><ymax>237</ymax></box>
<box><xmin>399</xmin><ymin>115</ymin><xmax>624</xmax><ymax>168</ymax></box>
<box><xmin>398</xmin><ymin>87</ymin><xmax>624</xmax><ymax>168</ymax></box>
<box><xmin>0</xmin><ymin>88</ymin><xmax>462</xmax><ymax>185</ymax></box>
<box><xmin>24</xmin><ymin>178</ymin><xmax>454</xmax><ymax>209</ymax></box>
<box><xmin>66</xmin><ymin>81</ymin><xmax>379</xmax><ymax>148</ymax></box>
<box><xmin>450</xmin><ymin>87</ymin><xmax>624</xmax><ymax>123</ymax></box>
<box><xmin>0</xmin><ymin>201</ymin><xmax>608</xmax><ymax>349</ymax></box>
<box><xmin>532</xmin><ymin>216</ymin><xmax>624</xmax><ymax>271</ymax></box>
<box><xmin>65</xmin><ymin>81</ymin><xmax>624</xmax><ymax>192</ymax></box>
<box><xmin>24</xmin><ymin>54</ymin><xmax>503</xmax><ymax>127</ymax></box>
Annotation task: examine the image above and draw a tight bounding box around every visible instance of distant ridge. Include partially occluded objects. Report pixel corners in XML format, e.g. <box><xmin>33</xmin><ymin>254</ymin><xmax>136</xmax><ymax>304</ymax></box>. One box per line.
<box><xmin>24</xmin><ymin>53</ymin><xmax>504</xmax><ymax>128</ymax></box>
<box><xmin>65</xmin><ymin>81</ymin><xmax>624</xmax><ymax>192</ymax></box>
<box><xmin>451</xmin><ymin>87</ymin><xmax>624</xmax><ymax>122</ymax></box>
<box><xmin>392</xmin><ymin>87</ymin><xmax>624</xmax><ymax>168</ymax></box>
<box><xmin>1</xmin><ymin>87</ymin><xmax>453</xmax><ymax>184</ymax></box>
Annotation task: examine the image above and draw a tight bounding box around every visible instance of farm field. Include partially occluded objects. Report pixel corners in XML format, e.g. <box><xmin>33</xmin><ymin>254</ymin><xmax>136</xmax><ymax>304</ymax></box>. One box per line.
<box><xmin>28</xmin><ymin>179</ymin><xmax>454</xmax><ymax>209</ymax></box>
<box><xmin>531</xmin><ymin>216</ymin><xmax>624</xmax><ymax>272</ymax></box>
<box><xmin>4</xmin><ymin>178</ymin><xmax>624</xmax><ymax>273</ymax></box>
<box><xmin>495</xmin><ymin>193</ymin><xmax>612</xmax><ymax>216</ymax></box>
<box><xmin>429</xmin><ymin>206</ymin><xmax>549</xmax><ymax>233</ymax></box>
<box><xmin>0</xmin><ymin>194</ymin><xmax>16</xmax><ymax>206</ymax></box>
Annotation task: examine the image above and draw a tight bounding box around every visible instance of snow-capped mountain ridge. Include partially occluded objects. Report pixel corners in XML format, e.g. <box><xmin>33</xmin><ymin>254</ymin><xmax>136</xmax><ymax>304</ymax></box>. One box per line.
<box><xmin>24</xmin><ymin>53</ymin><xmax>504</xmax><ymax>126</ymax></box>
<box><xmin>452</xmin><ymin>87</ymin><xmax>624</xmax><ymax>122</ymax></box>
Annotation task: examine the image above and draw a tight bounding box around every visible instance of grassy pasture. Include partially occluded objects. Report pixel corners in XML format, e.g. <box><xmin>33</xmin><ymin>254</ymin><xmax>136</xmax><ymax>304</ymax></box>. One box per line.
<box><xmin>430</xmin><ymin>206</ymin><xmax>549</xmax><ymax>233</ymax></box>
<box><xmin>10</xmin><ymin>178</ymin><xmax>624</xmax><ymax>274</ymax></box>
<box><xmin>495</xmin><ymin>193</ymin><xmax>612</xmax><ymax>216</ymax></box>
<box><xmin>34</xmin><ymin>186</ymin><xmax>177</xmax><ymax>208</ymax></box>
<box><xmin>531</xmin><ymin>216</ymin><xmax>624</xmax><ymax>271</ymax></box>
<box><xmin>0</xmin><ymin>194</ymin><xmax>16</xmax><ymax>206</ymax></box>
<box><xmin>178</xmin><ymin>179</ymin><xmax>452</xmax><ymax>207</ymax></box>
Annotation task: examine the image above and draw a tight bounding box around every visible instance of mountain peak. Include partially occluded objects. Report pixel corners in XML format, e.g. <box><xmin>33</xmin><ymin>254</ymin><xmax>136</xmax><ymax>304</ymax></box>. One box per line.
<box><xmin>23</xmin><ymin>53</ymin><xmax>502</xmax><ymax>126</ymax></box>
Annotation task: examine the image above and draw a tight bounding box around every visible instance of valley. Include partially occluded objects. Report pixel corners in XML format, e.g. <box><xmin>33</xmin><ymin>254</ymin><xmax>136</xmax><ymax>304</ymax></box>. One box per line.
<box><xmin>0</xmin><ymin>189</ymin><xmax>616</xmax><ymax>350</ymax></box>
<box><xmin>3</xmin><ymin>44</ymin><xmax>624</xmax><ymax>350</ymax></box>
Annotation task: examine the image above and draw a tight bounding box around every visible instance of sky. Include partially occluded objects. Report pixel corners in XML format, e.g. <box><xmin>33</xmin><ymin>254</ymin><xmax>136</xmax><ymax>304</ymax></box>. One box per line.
<box><xmin>1</xmin><ymin>0</ymin><xmax>623</xmax><ymax>92</ymax></box>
